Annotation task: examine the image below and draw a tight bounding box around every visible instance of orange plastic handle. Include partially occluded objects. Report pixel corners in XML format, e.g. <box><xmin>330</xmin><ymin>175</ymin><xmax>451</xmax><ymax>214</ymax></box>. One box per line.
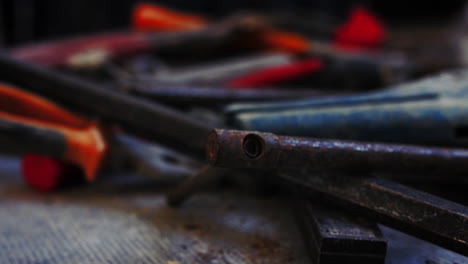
<box><xmin>133</xmin><ymin>3</ymin><xmax>207</xmax><ymax>32</ymax></box>
<box><xmin>260</xmin><ymin>31</ymin><xmax>310</xmax><ymax>54</ymax></box>
<box><xmin>0</xmin><ymin>84</ymin><xmax>106</xmax><ymax>181</ymax></box>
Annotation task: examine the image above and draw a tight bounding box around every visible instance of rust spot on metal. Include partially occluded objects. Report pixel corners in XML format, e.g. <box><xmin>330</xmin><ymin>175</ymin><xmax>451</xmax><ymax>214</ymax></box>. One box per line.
<box><xmin>206</xmin><ymin>130</ymin><xmax>220</xmax><ymax>163</ymax></box>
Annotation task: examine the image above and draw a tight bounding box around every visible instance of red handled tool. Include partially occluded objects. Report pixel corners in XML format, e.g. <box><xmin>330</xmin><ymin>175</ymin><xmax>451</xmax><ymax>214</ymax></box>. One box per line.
<box><xmin>130</xmin><ymin>4</ymin><xmax>408</xmax><ymax>88</ymax></box>
<box><xmin>0</xmin><ymin>84</ymin><xmax>107</xmax><ymax>191</ymax></box>
<box><xmin>131</xmin><ymin>3</ymin><xmax>385</xmax><ymax>54</ymax></box>
<box><xmin>228</xmin><ymin>58</ymin><xmax>323</xmax><ymax>88</ymax></box>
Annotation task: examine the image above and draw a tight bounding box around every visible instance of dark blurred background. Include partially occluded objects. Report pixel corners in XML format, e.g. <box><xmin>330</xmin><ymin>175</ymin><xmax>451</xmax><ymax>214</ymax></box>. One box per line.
<box><xmin>0</xmin><ymin>0</ymin><xmax>465</xmax><ymax>46</ymax></box>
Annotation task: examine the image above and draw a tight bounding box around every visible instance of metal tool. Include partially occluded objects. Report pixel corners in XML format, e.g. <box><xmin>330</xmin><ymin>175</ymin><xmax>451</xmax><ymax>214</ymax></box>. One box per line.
<box><xmin>108</xmin><ymin>133</ymin><xmax>202</xmax><ymax>184</ymax></box>
<box><xmin>131</xmin><ymin>3</ymin><xmax>413</xmax><ymax>89</ymax></box>
<box><xmin>127</xmin><ymin>53</ymin><xmax>294</xmax><ymax>86</ymax></box>
<box><xmin>10</xmin><ymin>14</ymin><xmax>263</xmax><ymax>70</ymax></box>
<box><xmin>226</xmin><ymin>70</ymin><xmax>468</xmax><ymax>147</ymax></box>
<box><xmin>132</xmin><ymin>56</ymin><xmax>322</xmax><ymax>89</ymax></box>
<box><xmin>205</xmin><ymin>129</ymin><xmax>468</xmax><ymax>254</ymax></box>
<box><xmin>226</xmin><ymin>58</ymin><xmax>323</xmax><ymax>88</ymax></box>
<box><xmin>111</xmin><ymin>52</ymin><xmax>324</xmax><ymax>90</ymax></box>
<box><xmin>0</xmin><ymin>83</ymin><xmax>107</xmax><ymax>185</ymax></box>
<box><xmin>0</xmin><ymin>53</ymin><xmax>212</xmax><ymax>157</ymax></box>
<box><xmin>280</xmin><ymin>170</ymin><xmax>468</xmax><ymax>256</ymax></box>
<box><xmin>0</xmin><ymin>83</ymin><xmax>201</xmax><ymax>191</ymax></box>
<box><xmin>295</xmin><ymin>200</ymin><xmax>387</xmax><ymax>264</ymax></box>
<box><xmin>207</xmin><ymin>129</ymin><xmax>468</xmax><ymax>178</ymax></box>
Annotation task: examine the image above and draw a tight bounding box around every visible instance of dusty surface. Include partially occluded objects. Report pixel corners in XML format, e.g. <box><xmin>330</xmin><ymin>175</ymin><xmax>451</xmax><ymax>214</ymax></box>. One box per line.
<box><xmin>0</xmin><ymin>156</ymin><xmax>465</xmax><ymax>263</ymax></box>
<box><xmin>0</xmin><ymin>156</ymin><xmax>309</xmax><ymax>263</ymax></box>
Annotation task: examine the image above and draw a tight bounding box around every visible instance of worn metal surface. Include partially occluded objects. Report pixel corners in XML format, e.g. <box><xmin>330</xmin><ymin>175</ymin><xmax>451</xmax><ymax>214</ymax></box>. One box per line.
<box><xmin>279</xmin><ymin>169</ymin><xmax>468</xmax><ymax>255</ymax></box>
<box><xmin>225</xmin><ymin>70</ymin><xmax>468</xmax><ymax>147</ymax></box>
<box><xmin>0</xmin><ymin>157</ymin><xmax>466</xmax><ymax>263</ymax></box>
<box><xmin>296</xmin><ymin>200</ymin><xmax>387</xmax><ymax>264</ymax></box>
<box><xmin>207</xmin><ymin>129</ymin><xmax>468</xmax><ymax>178</ymax></box>
<box><xmin>0</xmin><ymin>53</ymin><xmax>213</xmax><ymax>157</ymax></box>
<box><xmin>0</xmin><ymin>156</ymin><xmax>310</xmax><ymax>264</ymax></box>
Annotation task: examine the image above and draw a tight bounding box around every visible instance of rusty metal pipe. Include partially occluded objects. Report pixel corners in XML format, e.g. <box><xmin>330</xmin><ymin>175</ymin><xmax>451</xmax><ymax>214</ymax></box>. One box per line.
<box><xmin>207</xmin><ymin>129</ymin><xmax>468</xmax><ymax>177</ymax></box>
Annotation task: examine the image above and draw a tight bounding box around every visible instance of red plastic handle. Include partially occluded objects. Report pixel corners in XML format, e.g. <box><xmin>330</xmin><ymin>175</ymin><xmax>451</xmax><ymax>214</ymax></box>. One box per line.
<box><xmin>228</xmin><ymin>59</ymin><xmax>322</xmax><ymax>88</ymax></box>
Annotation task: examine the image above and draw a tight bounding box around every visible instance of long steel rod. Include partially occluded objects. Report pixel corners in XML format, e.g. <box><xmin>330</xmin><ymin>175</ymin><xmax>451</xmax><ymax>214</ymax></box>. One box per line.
<box><xmin>207</xmin><ymin>129</ymin><xmax>468</xmax><ymax>177</ymax></box>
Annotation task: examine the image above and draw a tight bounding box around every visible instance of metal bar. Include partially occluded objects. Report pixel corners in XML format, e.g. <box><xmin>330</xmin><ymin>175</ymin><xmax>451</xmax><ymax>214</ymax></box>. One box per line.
<box><xmin>0</xmin><ymin>53</ymin><xmax>212</xmax><ymax>157</ymax></box>
<box><xmin>227</xmin><ymin>95</ymin><xmax>468</xmax><ymax>147</ymax></box>
<box><xmin>223</xmin><ymin>71</ymin><xmax>468</xmax><ymax>147</ymax></box>
<box><xmin>294</xmin><ymin>199</ymin><xmax>387</xmax><ymax>264</ymax></box>
<box><xmin>207</xmin><ymin>129</ymin><xmax>468</xmax><ymax>177</ymax></box>
<box><xmin>279</xmin><ymin>170</ymin><xmax>468</xmax><ymax>256</ymax></box>
<box><xmin>224</xmin><ymin>69</ymin><xmax>468</xmax><ymax>115</ymax></box>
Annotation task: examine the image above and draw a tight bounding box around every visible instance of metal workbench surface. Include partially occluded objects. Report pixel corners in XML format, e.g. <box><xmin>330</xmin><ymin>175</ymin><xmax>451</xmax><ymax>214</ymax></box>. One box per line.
<box><xmin>0</xmin><ymin>156</ymin><xmax>465</xmax><ymax>264</ymax></box>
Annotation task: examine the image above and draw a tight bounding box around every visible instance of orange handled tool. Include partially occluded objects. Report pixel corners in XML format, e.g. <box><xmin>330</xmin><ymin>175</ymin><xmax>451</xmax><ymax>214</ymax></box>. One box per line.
<box><xmin>131</xmin><ymin>3</ymin><xmax>388</xmax><ymax>55</ymax></box>
<box><xmin>0</xmin><ymin>84</ymin><xmax>107</xmax><ymax>191</ymax></box>
<box><xmin>130</xmin><ymin>4</ymin><xmax>410</xmax><ymax>89</ymax></box>
<box><xmin>131</xmin><ymin>3</ymin><xmax>310</xmax><ymax>54</ymax></box>
<box><xmin>133</xmin><ymin>3</ymin><xmax>206</xmax><ymax>32</ymax></box>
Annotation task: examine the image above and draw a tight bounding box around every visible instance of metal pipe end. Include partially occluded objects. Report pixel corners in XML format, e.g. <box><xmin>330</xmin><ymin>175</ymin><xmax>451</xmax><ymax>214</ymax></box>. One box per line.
<box><xmin>242</xmin><ymin>133</ymin><xmax>265</xmax><ymax>160</ymax></box>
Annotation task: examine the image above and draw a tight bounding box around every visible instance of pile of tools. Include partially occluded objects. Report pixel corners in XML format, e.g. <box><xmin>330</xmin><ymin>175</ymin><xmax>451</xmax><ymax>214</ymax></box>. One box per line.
<box><xmin>1</xmin><ymin>3</ymin><xmax>467</xmax><ymax>262</ymax></box>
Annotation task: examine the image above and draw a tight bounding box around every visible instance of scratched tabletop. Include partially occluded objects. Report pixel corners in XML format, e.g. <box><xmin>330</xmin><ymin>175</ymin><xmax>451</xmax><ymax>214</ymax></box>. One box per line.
<box><xmin>0</xmin><ymin>156</ymin><xmax>466</xmax><ymax>264</ymax></box>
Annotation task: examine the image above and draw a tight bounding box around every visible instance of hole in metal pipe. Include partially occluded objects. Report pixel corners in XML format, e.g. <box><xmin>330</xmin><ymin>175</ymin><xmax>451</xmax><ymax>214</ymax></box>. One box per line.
<box><xmin>243</xmin><ymin>134</ymin><xmax>265</xmax><ymax>159</ymax></box>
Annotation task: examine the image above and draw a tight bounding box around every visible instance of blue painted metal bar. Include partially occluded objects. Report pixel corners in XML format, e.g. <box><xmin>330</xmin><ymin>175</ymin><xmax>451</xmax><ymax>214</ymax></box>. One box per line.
<box><xmin>226</xmin><ymin>70</ymin><xmax>468</xmax><ymax>146</ymax></box>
